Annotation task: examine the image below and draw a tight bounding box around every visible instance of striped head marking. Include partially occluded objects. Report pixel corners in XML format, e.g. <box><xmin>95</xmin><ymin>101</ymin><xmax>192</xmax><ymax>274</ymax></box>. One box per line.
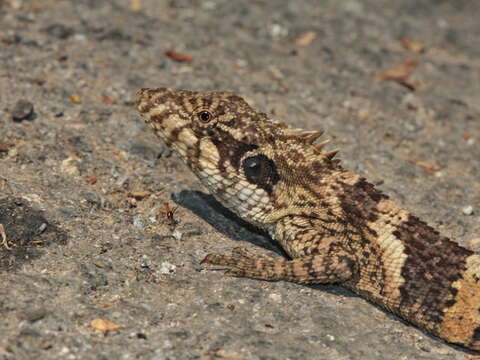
<box><xmin>136</xmin><ymin>87</ymin><xmax>285</xmax><ymax>225</ymax></box>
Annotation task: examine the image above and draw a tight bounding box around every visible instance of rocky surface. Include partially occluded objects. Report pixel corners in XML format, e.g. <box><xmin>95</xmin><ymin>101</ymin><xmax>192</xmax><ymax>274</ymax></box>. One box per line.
<box><xmin>0</xmin><ymin>1</ymin><xmax>479</xmax><ymax>359</ymax></box>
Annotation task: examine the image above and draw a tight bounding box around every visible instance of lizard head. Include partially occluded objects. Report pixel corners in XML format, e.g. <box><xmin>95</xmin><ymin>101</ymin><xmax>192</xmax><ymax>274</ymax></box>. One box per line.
<box><xmin>136</xmin><ymin>88</ymin><xmax>339</xmax><ymax>226</ymax></box>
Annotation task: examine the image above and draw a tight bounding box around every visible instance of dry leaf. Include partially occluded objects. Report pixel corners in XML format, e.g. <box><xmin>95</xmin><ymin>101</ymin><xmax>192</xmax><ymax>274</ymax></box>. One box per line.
<box><xmin>165</xmin><ymin>50</ymin><xmax>193</xmax><ymax>62</ymax></box>
<box><xmin>376</xmin><ymin>58</ymin><xmax>417</xmax><ymax>91</ymax></box>
<box><xmin>377</xmin><ymin>58</ymin><xmax>417</xmax><ymax>81</ymax></box>
<box><xmin>70</xmin><ymin>94</ymin><xmax>81</xmax><ymax>104</ymax></box>
<box><xmin>1</xmin><ymin>35</ymin><xmax>18</xmax><ymax>45</ymax></box>
<box><xmin>399</xmin><ymin>37</ymin><xmax>425</xmax><ymax>53</ymax></box>
<box><xmin>206</xmin><ymin>349</ymin><xmax>243</xmax><ymax>360</ymax></box>
<box><xmin>92</xmin><ymin>260</ymin><xmax>108</xmax><ymax>268</ymax></box>
<box><xmin>102</xmin><ymin>96</ymin><xmax>114</xmax><ymax>105</ymax></box>
<box><xmin>295</xmin><ymin>31</ymin><xmax>316</xmax><ymax>47</ymax></box>
<box><xmin>407</xmin><ymin>159</ymin><xmax>441</xmax><ymax>175</ymax></box>
<box><xmin>130</xmin><ymin>0</ymin><xmax>142</xmax><ymax>12</ymax></box>
<box><xmin>90</xmin><ymin>318</ymin><xmax>121</xmax><ymax>334</ymax></box>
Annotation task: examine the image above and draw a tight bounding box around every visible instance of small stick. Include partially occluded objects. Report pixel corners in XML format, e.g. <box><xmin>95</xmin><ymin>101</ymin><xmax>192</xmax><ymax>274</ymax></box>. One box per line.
<box><xmin>0</xmin><ymin>224</ymin><xmax>12</xmax><ymax>250</ymax></box>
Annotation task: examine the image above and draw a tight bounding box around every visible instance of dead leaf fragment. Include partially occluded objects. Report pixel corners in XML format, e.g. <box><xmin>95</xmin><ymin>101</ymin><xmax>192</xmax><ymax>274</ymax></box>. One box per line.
<box><xmin>399</xmin><ymin>37</ymin><xmax>425</xmax><ymax>53</ymax></box>
<box><xmin>407</xmin><ymin>159</ymin><xmax>441</xmax><ymax>175</ymax></box>
<box><xmin>377</xmin><ymin>58</ymin><xmax>417</xmax><ymax>81</ymax></box>
<box><xmin>90</xmin><ymin>318</ymin><xmax>121</xmax><ymax>334</ymax></box>
<box><xmin>92</xmin><ymin>260</ymin><xmax>108</xmax><ymax>268</ymax></box>
<box><xmin>130</xmin><ymin>0</ymin><xmax>142</xmax><ymax>12</ymax></box>
<box><xmin>295</xmin><ymin>31</ymin><xmax>316</xmax><ymax>47</ymax></box>
<box><xmin>70</xmin><ymin>94</ymin><xmax>81</xmax><ymax>104</ymax></box>
<box><xmin>165</xmin><ymin>50</ymin><xmax>193</xmax><ymax>62</ymax></box>
<box><xmin>376</xmin><ymin>58</ymin><xmax>417</xmax><ymax>91</ymax></box>
<box><xmin>203</xmin><ymin>349</ymin><xmax>243</xmax><ymax>360</ymax></box>
<box><xmin>1</xmin><ymin>34</ymin><xmax>19</xmax><ymax>45</ymax></box>
<box><xmin>101</xmin><ymin>95</ymin><xmax>114</xmax><ymax>105</ymax></box>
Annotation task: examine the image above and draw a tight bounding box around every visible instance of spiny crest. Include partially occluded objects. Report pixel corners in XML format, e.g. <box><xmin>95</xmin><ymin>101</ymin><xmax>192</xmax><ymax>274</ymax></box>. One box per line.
<box><xmin>280</xmin><ymin>127</ymin><xmax>341</xmax><ymax>162</ymax></box>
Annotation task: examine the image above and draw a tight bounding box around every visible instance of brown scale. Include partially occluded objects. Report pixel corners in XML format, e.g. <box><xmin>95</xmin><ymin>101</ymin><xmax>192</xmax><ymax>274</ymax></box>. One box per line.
<box><xmin>137</xmin><ymin>87</ymin><xmax>480</xmax><ymax>352</ymax></box>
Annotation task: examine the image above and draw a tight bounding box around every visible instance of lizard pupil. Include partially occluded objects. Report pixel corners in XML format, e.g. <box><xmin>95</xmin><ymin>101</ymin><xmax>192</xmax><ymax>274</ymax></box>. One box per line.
<box><xmin>198</xmin><ymin>111</ymin><xmax>212</xmax><ymax>123</ymax></box>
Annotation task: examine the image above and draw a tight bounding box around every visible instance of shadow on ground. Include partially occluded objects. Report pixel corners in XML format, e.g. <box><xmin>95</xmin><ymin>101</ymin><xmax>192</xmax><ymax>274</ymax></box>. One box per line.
<box><xmin>173</xmin><ymin>189</ymin><xmax>357</xmax><ymax>298</ymax></box>
<box><xmin>0</xmin><ymin>197</ymin><xmax>68</xmax><ymax>271</ymax></box>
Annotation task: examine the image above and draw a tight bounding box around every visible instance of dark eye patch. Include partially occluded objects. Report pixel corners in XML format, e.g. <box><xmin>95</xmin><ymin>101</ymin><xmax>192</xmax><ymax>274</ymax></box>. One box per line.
<box><xmin>243</xmin><ymin>154</ymin><xmax>280</xmax><ymax>194</ymax></box>
<box><xmin>244</xmin><ymin>156</ymin><xmax>263</xmax><ymax>179</ymax></box>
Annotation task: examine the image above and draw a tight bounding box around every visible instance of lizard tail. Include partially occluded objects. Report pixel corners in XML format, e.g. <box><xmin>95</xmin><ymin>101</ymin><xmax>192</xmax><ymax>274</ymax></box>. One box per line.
<box><xmin>436</xmin><ymin>254</ymin><xmax>480</xmax><ymax>351</ymax></box>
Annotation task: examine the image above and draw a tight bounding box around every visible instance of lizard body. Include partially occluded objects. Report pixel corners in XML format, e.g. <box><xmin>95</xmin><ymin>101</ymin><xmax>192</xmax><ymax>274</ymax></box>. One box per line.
<box><xmin>136</xmin><ymin>87</ymin><xmax>480</xmax><ymax>351</ymax></box>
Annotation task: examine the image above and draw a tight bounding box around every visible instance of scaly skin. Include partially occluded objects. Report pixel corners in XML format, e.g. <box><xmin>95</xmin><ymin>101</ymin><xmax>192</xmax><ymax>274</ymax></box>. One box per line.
<box><xmin>136</xmin><ymin>87</ymin><xmax>480</xmax><ymax>351</ymax></box>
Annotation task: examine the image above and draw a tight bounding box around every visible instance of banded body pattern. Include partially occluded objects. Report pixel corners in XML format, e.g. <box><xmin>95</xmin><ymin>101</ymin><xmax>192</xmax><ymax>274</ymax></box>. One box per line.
<box><xmin>136</xmin><ymin>87</ymin><xmax>480</xmax><ymax>351</ymax></box>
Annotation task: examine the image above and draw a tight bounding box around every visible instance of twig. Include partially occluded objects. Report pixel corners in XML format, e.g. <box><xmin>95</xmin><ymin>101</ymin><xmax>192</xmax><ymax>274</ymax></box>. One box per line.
<box><xmin>0</xmin><ymin>224</ymin><xmax>12</xmax><ymax>250</ymax></box>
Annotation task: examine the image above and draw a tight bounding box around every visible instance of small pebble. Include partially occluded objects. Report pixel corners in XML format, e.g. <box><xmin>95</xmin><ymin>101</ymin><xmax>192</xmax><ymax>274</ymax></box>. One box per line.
<box><xmin>402</xmin><ymin>93</ymin><xmax>420</xmax><ymax>110</ymax></box>
<box><xmin>172</xmin><ymin>229</ymin><xmax>183</xmax><ymax>241</ymax></box>
<box><xmin>128</xmin><ymin>142</ymin><xmax>165</xmax><ymax>162</ymax></box>
<box><xmin>44</xmin><ymin>24</ymin><xmax>74</xmax><ymax>39</ymax></box>
<box><xmin>133</xmin><ymin>216</ymin><xmax>145</xmax><ymax>229</ymax></box>
<box><xmin>269</xmin><ymin>23</ymin><xmax>288</xmax><ymax>38</ymax></box>
<box><xmin>37</xmin><ymin>223</ymin><xmax>47</xmax><ymax>233</ymax></box>
<box><xmin>158</xmin><ymin>262</ymin><xmax>176</xmax><ymax>274</ymax></box>
<box><xmin>11</xmin><ymin>100</ymin><xmax>34</xmax><ymax>121</ymax></box>
<box><xmin>180</xmin><ymin>223</ymin><xmax>203</xmax><ymax>238</ymax></box>
<box><xmin>18</xmin><ymin>308</ymin><xmax>47</xmax><ymax>323</ymax></box>
<box><xmin>128</xmin><ymin>331</ymin><xmax>148</xmax><ymax>339</ymax></box>
<box><xmin>140</xmin><ymin>259</ymin><xmax>151</xmax><ymax>268</ymax></box>
<box><xmin>462</xmin><ymin>205</ymin><xmax>474</xmax><ymax>216</ymax></box>
<box><xmin>268</xmin><ymin>293</ymin><xmax>282</xmax><ymax>302</ymax></box>
<box><xmin>326</xmin><ymin>334</ymin><xmax>335</xmax><ymax>341</ymax></box>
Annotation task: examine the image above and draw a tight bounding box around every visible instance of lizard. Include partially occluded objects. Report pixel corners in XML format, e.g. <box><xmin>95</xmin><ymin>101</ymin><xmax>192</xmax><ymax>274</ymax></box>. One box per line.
<box><xmin>136</xmin><ymin>87</ymin><xmax>480</xmax><ymax>351</ymax></box>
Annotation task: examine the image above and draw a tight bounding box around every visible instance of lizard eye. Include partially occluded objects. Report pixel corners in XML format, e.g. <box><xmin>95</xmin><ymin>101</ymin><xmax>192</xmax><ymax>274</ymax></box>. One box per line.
<box><xmin>197</xmin><ymin>111</ymin><xmax>212</xmax><ymax>123</ymax></box>
<box><xmin>243</xmin><ymin>155</ymin><xmax>279</xmax><ymax>189</ymax></box>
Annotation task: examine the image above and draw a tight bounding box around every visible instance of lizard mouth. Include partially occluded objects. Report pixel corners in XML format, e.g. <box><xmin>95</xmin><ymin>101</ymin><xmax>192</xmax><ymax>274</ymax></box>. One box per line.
<box><xmin>136</xmin><ymin>87</ymin><xmax>180</xmax><ymax>123</ymax></box>
<box><xmin>136</xmin><ymin>88</ymin><xmax>164</xmax><ymax>116</ymax></box>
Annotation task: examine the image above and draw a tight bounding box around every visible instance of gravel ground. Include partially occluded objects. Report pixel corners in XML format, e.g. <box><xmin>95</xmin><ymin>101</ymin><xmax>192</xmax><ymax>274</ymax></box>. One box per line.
<box><xmin>1</xmin><ymin>1</ymin><xmax>480</xmax><ymax>359</ymax></box>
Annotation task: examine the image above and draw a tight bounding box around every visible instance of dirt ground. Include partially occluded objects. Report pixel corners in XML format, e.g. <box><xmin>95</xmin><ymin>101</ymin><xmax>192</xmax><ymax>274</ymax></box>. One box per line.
<box><xmin>1</xmin><ymin>1</ymin><xmax>480</xmax><ymax>359</ymax></box>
